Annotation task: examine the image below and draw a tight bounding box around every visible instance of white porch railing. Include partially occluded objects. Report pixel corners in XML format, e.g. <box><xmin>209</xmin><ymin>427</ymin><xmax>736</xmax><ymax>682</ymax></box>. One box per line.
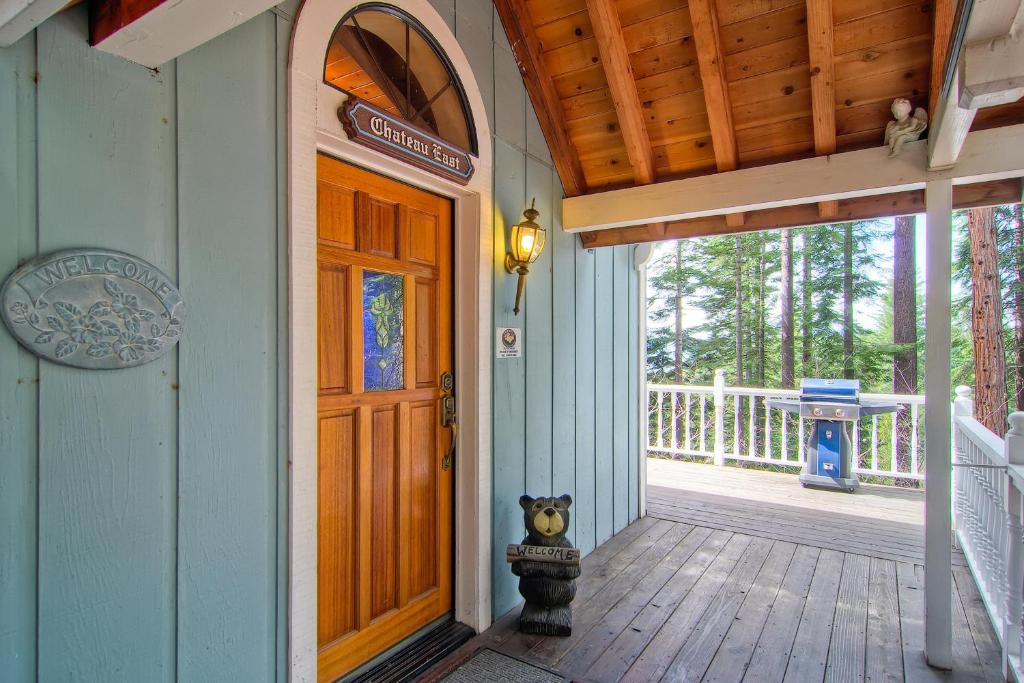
<box><xmin>952</xmin><ymin>388</ymin><xmax>1024</xmax><ymax>682</ymax></box>
<box><xmin>647</xmin><ymin>369</ymin><xmax>926</xmax><ymax>482</ymax></box>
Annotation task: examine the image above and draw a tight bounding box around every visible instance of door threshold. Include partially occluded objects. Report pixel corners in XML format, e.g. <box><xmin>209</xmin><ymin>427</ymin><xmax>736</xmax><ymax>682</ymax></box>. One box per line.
<box><xmin>342</xmin><ymin>618</ymin><xmax>475</xmax><ymax>683</ymax></box>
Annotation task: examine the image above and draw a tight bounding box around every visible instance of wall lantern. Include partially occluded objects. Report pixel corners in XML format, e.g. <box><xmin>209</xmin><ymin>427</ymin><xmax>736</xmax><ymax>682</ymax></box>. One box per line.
<box><xmin>504</xmin><ymin>199</ymin><xmax>546</xmax><ymax>316</ymax></box>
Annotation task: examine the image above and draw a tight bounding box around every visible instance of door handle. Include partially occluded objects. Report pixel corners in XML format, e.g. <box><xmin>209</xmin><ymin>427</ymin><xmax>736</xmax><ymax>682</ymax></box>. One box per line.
<box><xmin>441</xmin><ymin>371</ymin><xmax>456</xmax><ymax>471</ymax></box>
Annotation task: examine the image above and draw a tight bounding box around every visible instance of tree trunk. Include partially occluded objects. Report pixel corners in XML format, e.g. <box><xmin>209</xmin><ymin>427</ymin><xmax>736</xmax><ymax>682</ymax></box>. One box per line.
<box><xmin>802</xmin><ymin>229</ymin><xmax>813</xmax><ymax>377</ymax></box>
<box><xmin>892</xmin><ymin>215</ymin><xmax>918</xmax><ymax>474</ymax></box>
<box><xmin>780</xmin><ymin>229</ymin><xmax>795</xmax><ymax>388</ymax></box>
<box><xmin>843</xmin><ymin>224</ymin><xmax>855</xmax><ymax>379</ymax></box>
<box><xmin>893</xmin><ymin>216</ymin><xmax>918</xmax><ymax>393</ymax></box>
<box><xmin>674</xmin><ymin>241</ymin><xmax>684</xmax><ymax>383</ymax></box>
<box><xmin>1013</xmin><ymin>204</ymin><xmax>1024</xmax><ymax>411</ymax></box>
<box><xmin>968</xmin><ymin>207</ymin><xmax>1009</xmax><ymax>435</ymax></box>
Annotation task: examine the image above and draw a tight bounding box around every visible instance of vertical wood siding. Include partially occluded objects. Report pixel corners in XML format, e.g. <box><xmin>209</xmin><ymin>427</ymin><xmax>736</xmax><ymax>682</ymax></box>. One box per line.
<box><xmin>0</xmin><ymin>7</ymin><xmax>289</xmax><ymax>682</ymax></box>
<box><xmin>449</xmin><ymin>0</ymin><xmax>644</xmax><ymax>618</ymax></box>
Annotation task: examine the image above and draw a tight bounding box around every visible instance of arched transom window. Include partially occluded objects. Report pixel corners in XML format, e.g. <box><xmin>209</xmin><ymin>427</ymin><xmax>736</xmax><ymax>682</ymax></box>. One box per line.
<box><xmin>324</xmin><ymin>4</ymin><xmax>477</xmax><ymax>154</ymax></box>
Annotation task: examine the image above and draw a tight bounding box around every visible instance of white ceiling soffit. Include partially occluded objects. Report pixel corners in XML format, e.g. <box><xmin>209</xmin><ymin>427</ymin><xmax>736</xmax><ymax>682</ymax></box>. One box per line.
<box><xmin>92</xmin><ymin>0</ymin><xmax>283</xmax><ymax>68</ymax></box>
<box><xmin>0</xmin><ymin>0</ymin><xmax>68</xmax><ymax>46</ymax></box>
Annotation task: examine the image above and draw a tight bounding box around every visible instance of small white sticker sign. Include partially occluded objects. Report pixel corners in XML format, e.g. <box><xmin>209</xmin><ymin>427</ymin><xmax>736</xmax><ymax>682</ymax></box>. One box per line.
<box><xmin>496</xmin><ymin>326</ymin><xmax>522</xmax><ymax>358</ymax></box>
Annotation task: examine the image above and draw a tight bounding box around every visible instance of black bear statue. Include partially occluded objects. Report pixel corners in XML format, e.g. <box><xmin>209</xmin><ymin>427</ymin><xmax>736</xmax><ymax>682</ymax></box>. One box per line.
<box><xmin>511</xmin><ymin>494</ymin><xmax>580</xmax><ymax>636</ymax></box>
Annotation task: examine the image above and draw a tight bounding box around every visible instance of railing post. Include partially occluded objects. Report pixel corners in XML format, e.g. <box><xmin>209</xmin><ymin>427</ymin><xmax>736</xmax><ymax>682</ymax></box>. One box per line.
<box><xmin>1004</xmin><ymin>412</ymin><xmax>1024</xmax><ymax>678</ymax></box>
<box><xmin>713</xmin><ymin>369</ymin><xmax>726</xmax><ymax>467</ymax></box>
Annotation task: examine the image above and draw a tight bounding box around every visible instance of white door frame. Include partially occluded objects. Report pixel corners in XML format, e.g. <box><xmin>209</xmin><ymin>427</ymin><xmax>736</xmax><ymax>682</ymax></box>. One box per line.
<box><xmin>287</xmin><ymin>3</ymin><xmax>494</xmax><ymax>680</ymax></box>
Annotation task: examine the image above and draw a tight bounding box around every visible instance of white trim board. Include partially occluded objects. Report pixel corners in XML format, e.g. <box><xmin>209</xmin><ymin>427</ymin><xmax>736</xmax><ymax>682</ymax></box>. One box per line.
<box><xmin>93</xmin><ymin>0</ymin><xmax>282</xmax><ymax>67</ymax></box>
<box><xmin>0</xmin><ymin>0</ymin><xmax>66</xmax><ymax>46</ymax></box>
<box><xmin>287</xmin><ymin>2</ymin><xmax>494</xmax><ymax>682</ymax></box>
<box><xmin>562</xmin><ymin>124</ymin><xmax>1024</xmax><ymax>232</ymax></box>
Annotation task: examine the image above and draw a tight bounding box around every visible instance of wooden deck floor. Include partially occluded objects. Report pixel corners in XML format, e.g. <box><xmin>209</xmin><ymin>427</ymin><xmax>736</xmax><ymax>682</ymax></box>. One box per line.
<box><xmin>424</xmin><ymin>460</ymin><xmax>1001</xmax><ymax>683</ymax></box>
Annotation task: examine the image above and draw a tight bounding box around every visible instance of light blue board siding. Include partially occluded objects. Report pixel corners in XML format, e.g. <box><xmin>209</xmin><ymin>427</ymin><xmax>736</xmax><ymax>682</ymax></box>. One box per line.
<box><xmin>0</xmin><ymin>32</ymin><xmax>38</xmax><ymax>683</ymax></box>
<box><xmin>493</xmin><ymin>44</ymin><xmax>526</xmax><ymax>151</ymax></box>
<box><xmin>36</xmin><ymin>12</ymin><xmax>178</xmax><ymax>681</ymax></box>
<box><xmin>524</xmin><ymin>157</ymin><xmax>554</xmax><ymax>495</ymax></box>
<box><xmin>176</xmin><ymin>15</ymin><xmax>280</xmax><ymax>681</ymax></box>
<box><xmin>613</xmin><ymin>246</ymin><xmax>630</xmax><ymax>532</ymax></box>
<box><xmin>453</xmin><ymin>3</ymin><xmax>494</xmax><ymax>130</ymax></box>
<box><xmin>0</xmin><ymin>6</ymin><xmax>288</xmax><ymax>681</ymax></box>
<box><xmin>491</xmin><ymin>138</ymin><xmax>528</xmax><ymax>614</ymax></box>
<box><xmin>628</xmin><ymin>247</ymin><xmax>640</xmax><ymax>521</ymax></box>
<box><xmin>573</xmin><ymin>247</ymin><xmax>598</xmax><ymax>557</ymax></box>
<box><xmin>550</xmin><ymin>178</ymin><xmax>577</xmax><ymax>547</ymax></box>
<box><xmin>593</xmin><ymin>248</ymin><xmax>615</xmax><ymax>545</ymax></box>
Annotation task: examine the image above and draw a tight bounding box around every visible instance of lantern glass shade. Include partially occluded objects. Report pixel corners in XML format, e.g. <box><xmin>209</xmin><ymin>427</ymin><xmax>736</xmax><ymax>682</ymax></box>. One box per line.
<box><xmin>510</xmin><ymin>221</ymin><xmax>546</xmax><ymax>265</ymax></box>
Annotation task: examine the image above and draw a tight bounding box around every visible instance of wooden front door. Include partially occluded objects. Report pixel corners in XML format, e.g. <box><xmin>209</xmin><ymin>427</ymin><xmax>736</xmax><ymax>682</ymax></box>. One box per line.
<box><xmin>316</xmin><ymin>154</ymin><xmax>454</xmax><ymax>682</ymax></box>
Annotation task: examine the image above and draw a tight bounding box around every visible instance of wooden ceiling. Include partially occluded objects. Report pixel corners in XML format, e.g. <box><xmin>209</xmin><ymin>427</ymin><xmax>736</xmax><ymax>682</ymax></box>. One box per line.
<box><xmin>495</xmin><ymin>0</ymin><xmax>1024</xmax><ymax>239</ymax></box>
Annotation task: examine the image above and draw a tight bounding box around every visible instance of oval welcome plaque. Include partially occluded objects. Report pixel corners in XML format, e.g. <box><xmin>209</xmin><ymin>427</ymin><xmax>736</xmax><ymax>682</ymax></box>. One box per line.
<box><xmin>1</xmin><ymin>249</ymin><xmax>185</xmax><ymax>370</ymax></box>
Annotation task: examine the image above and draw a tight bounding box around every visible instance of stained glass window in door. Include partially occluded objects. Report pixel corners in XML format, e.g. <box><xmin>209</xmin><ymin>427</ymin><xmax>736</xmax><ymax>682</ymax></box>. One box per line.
<box><xmin>363</xmin><ymin>270</ymin><xmax>405</xmax><ymax>390</ymax></box>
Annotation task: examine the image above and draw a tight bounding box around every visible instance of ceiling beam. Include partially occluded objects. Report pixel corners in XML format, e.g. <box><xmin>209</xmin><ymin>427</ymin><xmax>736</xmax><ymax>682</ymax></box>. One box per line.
<box><xmin>562</xmin><ymin>123</ymin><xmax>1024</xmax><ymax>231</ymax></box>
<box><xmin>0</xmin><ymin>0</ymin><xmax>67</xmax><ymax>47</ymax></box>
<box><xmin>929</xmin><ymin>0</ymin><xmax>956</xmax><ymax>117</ymax></box>
<box><xmin>585</xmin><ymin>0</ymin><xmax>655</xmax><ymax>184</ymax></box>
<box><xmin>495</xmin><ymin>0</ymin><xmax>587</xmax><ymax>197</ymax></box>
<box><xmin>584</xmin><ymin>0</ymin><xmax>662</xmax><ymax>241</ymax></box>
<box><xmin>688</xmin><ymin>0</ymin><xmax>741</xmax><ymax>230</ymax></box>
<box><xmin>578</xmin><ymin>178</ymin><xmax>1023</xmax><ymax>248</ymax></box>
<box><xmin>805</xmin><ymin>0</ymin><xmax>838</xmax><ymax>219</ymax></box>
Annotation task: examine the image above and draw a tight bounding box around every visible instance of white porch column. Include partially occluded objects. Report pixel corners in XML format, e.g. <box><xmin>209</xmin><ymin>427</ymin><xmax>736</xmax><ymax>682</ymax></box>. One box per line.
<box><xmin>924</xmin><ymin>177</ymin><xmax>954</xmax><ymax>670</ymax></box>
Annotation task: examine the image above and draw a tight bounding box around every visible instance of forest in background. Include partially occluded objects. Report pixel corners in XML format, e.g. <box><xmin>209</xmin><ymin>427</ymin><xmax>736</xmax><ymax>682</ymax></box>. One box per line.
<box><xmin>647</xmin><ymin>204</ymin><xmax>1024</xmax><ymax>438</ymax></box>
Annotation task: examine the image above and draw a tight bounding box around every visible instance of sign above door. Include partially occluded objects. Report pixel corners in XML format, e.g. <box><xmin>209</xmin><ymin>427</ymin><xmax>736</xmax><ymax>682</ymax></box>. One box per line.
<box><xmin>339</xmin><ymin>98</ymin><xmax>475</xmax><ymax>186</ymax></box>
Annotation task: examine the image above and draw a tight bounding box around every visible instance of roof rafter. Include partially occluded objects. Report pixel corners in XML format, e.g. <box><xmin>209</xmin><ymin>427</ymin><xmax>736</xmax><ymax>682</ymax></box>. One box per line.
<box><xmin>584</xmin><ymin>0</ymin><xmax>663</xmax><ymax>239</ymax></box>
<box><xmin>585</xmin><ymin>0</ymin><xmax>655</xmax><ymax>184</ymax></box>
<box><xmin>579</xmin><ymin>178</ymin><xmax>1024</xmax><ymax>248</ymax></box>
<box><xmin>929</xmin><ymin>0</ymin><xmax>956</xmax><ymax>117</ymax></box>
<box><xmin>688</xmin><ymin>0</ymin><xmax>738</xmax><ymax>173</ymax></box>
<box><xmin>494</xmin><ymin>0</ymin><xmax>588</xmax><ymax>197</ymax></box>
<box><xmin>805</xmin><ymin>0</ymin><xmax>838</xmax><ymax>219</ymax></box>
<box><xmin>688</xmin><ymin>0</ymin><xmax>743</xmax><ymax>226</ymax></box>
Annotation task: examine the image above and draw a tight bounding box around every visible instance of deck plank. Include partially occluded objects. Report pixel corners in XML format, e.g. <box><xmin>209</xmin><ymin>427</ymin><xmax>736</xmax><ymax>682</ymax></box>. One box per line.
<box><xmin>423</xmin><ymin>461</ymin><xmax>1004</xmax><ymax>683</ymax></box>
<box><xmin>587</xmin><ymin>529</ymin><xmax>734</xmax><ymax>682</ymax></box>
<box><xmin>951</xmin><ymin>565</ymin><xmax>1003</xmax><ymax>683</ymax></box>
<box><xmin>556</xmin><ymin>525</ymin><xmax>714</xmax><ymax>673</ymax></box>
<box><xmin>782</xmin><ymin>548</ymin><xmax>845</xmax><ymax>682</ymax></box>
<box><xmin>524</xmin><ymin>520</ymin><xmax>692</xmax><ymax>664</ymax></box>
<box><xmin>663</xmin><ymin>538</ymin><xmax>788</xmax><ymax>682</ymax></box>
<box><xmin>825</xmin><ymin>553</ymin><xmax>871</xmax><ymax>683</ymax></box>
<box><xmin>864</xmin><ymin>557</ymin><xmax>904</xmax><ymax>683</ymax></box>
<box><xmin>742</xmin><ymin>544</ymin><xmax>821</xmax><ymax>683</ymax></box>
<box><xmin>620</xmin><ymin>534</ymin><xmax>754</xmax><ymax>681</ymax></box>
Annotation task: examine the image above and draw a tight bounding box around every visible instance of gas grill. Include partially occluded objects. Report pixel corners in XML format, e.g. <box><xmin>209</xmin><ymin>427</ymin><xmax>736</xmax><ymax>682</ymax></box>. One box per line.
<box><xmin>768</xmin><ymin>379</ymin><xmax>898</xmax><ymax>492</ymax></box>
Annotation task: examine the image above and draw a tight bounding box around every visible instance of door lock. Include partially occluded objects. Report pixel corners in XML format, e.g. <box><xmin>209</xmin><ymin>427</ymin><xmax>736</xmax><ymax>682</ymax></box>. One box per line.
<box><xmin>441</xmin><ymin>371</ymin><xmax>456</xmax><ymax>470</ymax></box>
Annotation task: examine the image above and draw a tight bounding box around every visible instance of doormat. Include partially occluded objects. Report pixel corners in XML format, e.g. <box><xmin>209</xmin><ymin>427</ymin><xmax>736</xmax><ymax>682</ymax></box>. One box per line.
<box><xmin>439</xmin><ymin>649</ymin><xmax>566</xmax><ymax>683</ymax></box>
<box><xmin>348</xmin><ymin>620</ymin><xmax>474</xmax><ymax>683</ymax></box>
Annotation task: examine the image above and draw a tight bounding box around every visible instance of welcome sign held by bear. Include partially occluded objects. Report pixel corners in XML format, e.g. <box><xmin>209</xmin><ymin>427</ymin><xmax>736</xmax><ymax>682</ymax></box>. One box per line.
<box><xmin>506</xmin><ymin>494</ymin><xmax>580</xmax><ymax>636</ymax></box>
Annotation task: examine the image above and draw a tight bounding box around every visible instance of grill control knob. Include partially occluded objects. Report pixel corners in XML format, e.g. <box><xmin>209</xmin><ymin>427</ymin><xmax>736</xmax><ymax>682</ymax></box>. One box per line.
<box><xmin>834</xmin><ymin>408</ymin><xmax>845</xmax><ymax>418</ymax></box>
<box><xmin>812</xmin><ymin>407</ymin><xmax>822</xmax><ymax>416</ymax></box>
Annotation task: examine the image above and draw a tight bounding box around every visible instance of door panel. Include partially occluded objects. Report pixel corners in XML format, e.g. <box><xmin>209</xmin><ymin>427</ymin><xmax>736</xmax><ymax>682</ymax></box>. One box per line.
<box><xmin>316</xmin><ymin>154</ymin><xmax>453</xmax><ymax>682</ymax></box>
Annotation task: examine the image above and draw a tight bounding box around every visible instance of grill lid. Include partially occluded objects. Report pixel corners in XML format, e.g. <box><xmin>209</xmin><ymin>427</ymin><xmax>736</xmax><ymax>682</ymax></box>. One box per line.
<box><xmin>800</xmin><ymin>378</ymin><xmax>859</xmax><ymax>402</ymax></box>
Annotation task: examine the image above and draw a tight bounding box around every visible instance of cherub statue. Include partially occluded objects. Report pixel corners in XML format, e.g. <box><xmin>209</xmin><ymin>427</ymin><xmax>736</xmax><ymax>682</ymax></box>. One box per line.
<box><xmin>884</xmin><ymin>98</ymin><xmax>928</xmax><ymax>157</ymax></box>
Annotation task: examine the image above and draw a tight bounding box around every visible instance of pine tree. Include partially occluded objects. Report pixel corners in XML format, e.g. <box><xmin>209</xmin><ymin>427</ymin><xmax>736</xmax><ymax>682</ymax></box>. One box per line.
<box><xmin>892</xmin><ymin>215</ymin><xmax>918</xmax><ymax>472</ymax></box>
<box><xmin>780</xmin><ymin>229</ymin><xmax>794</xmax><ymax>388</ymax></box>
<box><xmin>968</xmin><ymin>207</ymin><xmax>1008</xmax><ymax>434</ymax></box>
